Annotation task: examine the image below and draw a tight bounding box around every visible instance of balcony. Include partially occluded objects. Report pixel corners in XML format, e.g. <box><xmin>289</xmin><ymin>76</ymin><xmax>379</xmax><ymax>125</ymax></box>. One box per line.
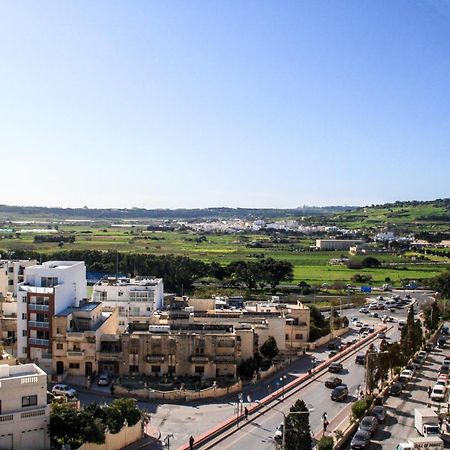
<box><xmin>145</xmin><ymin>355</ymin><xmax>165</xmax><ymax>363</ymax></box>
<box><xmin>28</xmin><ymin>303</ymin><xmax>49</xmax><ymax>312</ymax></box>
<box><xmin>67</xmin><ymin>350</ymin><xmax>84</xmax><ymax>358</ymax></box>
<box><xmin>29</xmin><ymin>338</ymin><xmax>49</xmax><ymax>346</ymax></box>
<box><xmin>189</xmin><ymin>355</ymin><xmax>210</xmax><ymax>363</ymax></box>
<box><xmin>28</xmin><ymin>321</ymin><xmax>49</xmax><ymax>329</ymax></box>
<box><xmin>98</xmin><ymin>352</ymin><xmax>122</xmax><ymax>361</ymax></box>
<box><xmin>214</xmin><ymin>355</ymin><xmax>237</xmax><ymax>364</ymax></box>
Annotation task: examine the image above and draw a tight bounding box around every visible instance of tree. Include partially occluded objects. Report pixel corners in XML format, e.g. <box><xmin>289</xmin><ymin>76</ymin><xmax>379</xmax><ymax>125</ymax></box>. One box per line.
<box><xmin>360</xmin><ymin>257</ymin><xmax>381</xmax><ymax>268</ymax></box>
<box><xmin>49</xmin><ymin>404</ymin><xmax>87</xmax><ymax>448</ymax></box>
<box><xmin>259</xmin><ymin>257</ymin><xmax>294</xmax><ymax>289</ymax></box>
<box><xmin>351</xmin><ymin>398</ymin><xmax>372</xmax><ymax>421</ymax></box>
<box><xmin>429</xmin><ymin>270</ymin><xmax>450</xmax><ymax>299</ymax></box>
<box><xmin>284</xmin><ymin>399</ymin><xmax>312</xmax><ymax>450</ymax></box>
<box><xmin>237</xmin><ymin>357</ymin><xmax>258</xmax><ymax>378</ymax></box>
<box><xmin>365</xmin><ymin>344</ymin><xmax>378</xmax><ymax>395</ymax></box>
<box><xmin>105</xmin><ymin>398</ymin><xmax>143</xmax><ymax>434</ymax></box>
<box><xmin>424</xmin><ymin>301</ymin><xmax>440</xmax><ymax>331</ymax></box>
<box><xmin>317</xmin><ymin>436</ymin><xmax>334</xmax><ymax>450</ymax></box>
<box><xmin>401</xmin><ymin>306</ymin><xmax>418</xmax><ymax>358</ymax></box>
<box><xmin>260</xmin><ymin>336</ymin><xmax>279</xmax><ymax>360</ymax></box>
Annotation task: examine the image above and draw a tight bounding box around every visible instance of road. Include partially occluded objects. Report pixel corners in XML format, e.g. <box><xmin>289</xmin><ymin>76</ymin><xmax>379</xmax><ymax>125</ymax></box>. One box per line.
<box><xmin>75</xmin><ymin>289</ymin><xmax>432</xmax><ymax>450</ymax></box>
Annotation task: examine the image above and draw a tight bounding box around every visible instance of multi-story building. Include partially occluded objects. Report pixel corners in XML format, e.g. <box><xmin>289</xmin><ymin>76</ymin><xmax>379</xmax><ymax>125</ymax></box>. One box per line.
<box><xmin>0</xmin><ymin>292</ymin><xmax>18</xmax><ymax>351</ymax></box>
<box><xmin>92</xmin><ymin>276</ymin><xmax>164</xmax><ymax>332</ymax></box>
<box><xmin>52</xmin><ymin>301</ymin><xmax>119</xmax><ymax>378</ymax></box>
<box><xmin>0</xmin><ymin>363</ymin><xmax>50</xmax><ymax>449</ymax></box>
<box><xmin>16</xmin><ymin>261</ymin><xmax>87</xmax><ymax>371</ymax></box>
<box><xmin>119</xmin><ymin>323</ymin><xmax>244</xmax><ymax>379</ymax></box>
<box><xmin>315</xmin><ymin>239</ymin><xmax>363</xmax><ymax>251</ymax></box>
<box><xmin>0</xmin><ymin>260</ymin><xmax>37</xmax><ymax>298</ymax></box>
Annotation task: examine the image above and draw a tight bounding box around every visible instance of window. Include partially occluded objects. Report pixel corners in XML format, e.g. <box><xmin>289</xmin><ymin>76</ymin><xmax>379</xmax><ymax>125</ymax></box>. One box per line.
<box><xmin>195</xmin><ymin>347</ymin><xmax>205</xmax><ymax>355</ymax></box>
<box><xmin>41</xmin><ymin>277</ymin><xmax>58</xmax><ymax>288</ymax></box>
<box><xmin>22</xmin><ymin>297</ymin><xmax>27</xmax><ymax>303</ymax></box>
<box><xmin>56</xmin><ymin>343</ymin><xmax>63</xmax><ymax>350</ymax></box>
<box><xmin>295</xmin><ymin>333</ymin><xmax>303</xmax><ymax>340</ymax></box>
<box><xmin>129</xmin><ymin>365</ymin><xmax>139</xmax><ymax>373</ymax></box>
<box><xmin>22</xmin><ymin>347</ymin><xmax>27</xmax><ymax>354</ymax></box>
<box><xmin>151</xmin><ymin>365</ymin><xmax>161</xmax><ymax>373</ymax></box>
<box><xmin>285</xmin><ymin>334</ymin><xmax>289</xmax><ymax>340</ymax></box>
<box><xmin>168</xmin><ymin>365</ymin><xmax>175</xmax><ymax>374</ymax></box>
<box><xmin>56</xmin><ymin>328</ymin><xmax>61</xmax><ymax>334</ymax></box>
<box><xmin>22</xmin><ymin>395</ymin><xmax>37</xmax><ymax>407</ymax></box>
<box><xmin>22</xmin><ymin>313</ymin><xmax>27</xmax><ymax>320</ymax></box>
<box><xmin>22</xmin><ymin>330</ymin><xmax>27</xmax><ymax>337</ymax></box>
<box><xmin>195</xmin><ymin>366</ymin><xmax>204</xmax><ymax>374</ymax></box>
<box><xmin>8</xmin><ymin>267</ymin><xmax>13</xmax><ymax>273</ymax></box>
<box><xmin>69</xmin><ymin>363</ymin><xmax>80</xmax><ymax>369</ymax></box>
<box><xmin>8</xmin><ymin>280</ymin><xmax>13</xmax><ymax>285</ymax></box>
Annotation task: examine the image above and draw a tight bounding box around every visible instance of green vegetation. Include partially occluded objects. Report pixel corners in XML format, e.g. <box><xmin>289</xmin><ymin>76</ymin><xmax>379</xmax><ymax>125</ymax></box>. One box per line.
<box><xmin>1</xmin><ymin>199</ymin><xmax>448</xmax><ymax>291</ymax></box>
<box><xmin>49</xmin><ymin>398</ymin><xmax>148</xmax><ymax>448</ymax></box>
<box><xmin>285</xmin><ymin>399</ymin><xmax>313</xmax><ymax>450</ymax></box>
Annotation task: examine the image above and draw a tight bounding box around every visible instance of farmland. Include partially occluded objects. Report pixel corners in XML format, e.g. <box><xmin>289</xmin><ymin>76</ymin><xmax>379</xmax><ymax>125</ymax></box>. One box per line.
<box><xmin>0</xmin><ymin>225</ymin><xmax>448</xmax><ymax>287</ymax></box>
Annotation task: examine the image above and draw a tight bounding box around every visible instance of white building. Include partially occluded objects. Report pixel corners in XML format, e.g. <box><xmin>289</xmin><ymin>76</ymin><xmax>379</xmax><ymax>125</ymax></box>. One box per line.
<box><xmin>16</xmin><ymin>261</ymin><xmax>87</xmax><ymax>369</ymax></box>
<box><xmin>315</xmin><ymin>239</ymin><xmax>363</xmax><ymax>250</ymax></box>
<box><xmin>0</xmin><ymin>260</ymin><xmax>37</xmax><ymax>298</ymax></box>
<box><xmin>92</xmin><ymin>276</ymin><xmax>164</xmax><ymax>332</ymax></box>
<box><xmin>0</xmin><ymin>363</ymin><xmax>50</xmax><ymax>449</ymax></box>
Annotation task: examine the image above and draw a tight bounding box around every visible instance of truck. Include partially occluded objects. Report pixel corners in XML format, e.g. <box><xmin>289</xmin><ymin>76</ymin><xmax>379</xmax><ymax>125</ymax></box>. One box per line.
<box><xmin>396</xmin><ymin>436</ymin><xmax>443</xmax><ymax>450</ymax></box>
<box><xmin>414</xmin><ymin>408</ymin><xmax>440</xmax><ymax>437</ymax></box>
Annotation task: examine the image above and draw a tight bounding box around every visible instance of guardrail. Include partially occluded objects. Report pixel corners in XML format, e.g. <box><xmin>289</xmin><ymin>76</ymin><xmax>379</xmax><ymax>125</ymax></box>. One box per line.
<box><xmin>178</xmin><ymin>325</ymin><xmax>388</xmax><ymax>450</ymax></box>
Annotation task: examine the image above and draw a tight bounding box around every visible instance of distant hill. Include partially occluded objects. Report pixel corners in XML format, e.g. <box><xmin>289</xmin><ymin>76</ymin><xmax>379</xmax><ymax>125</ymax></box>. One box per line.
<box><xmin>0</xmin><ymin>204</ymin><xmax>355</xmax><ymax>221</ymax></box>
<box><xmin>327</xmin><ymin>198</ymin><xmax>450</xmax><ymax>232</ymax></box>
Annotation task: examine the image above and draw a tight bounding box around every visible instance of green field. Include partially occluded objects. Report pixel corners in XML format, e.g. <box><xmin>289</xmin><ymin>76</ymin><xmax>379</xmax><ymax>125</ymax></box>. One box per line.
<box><xmin>1</xmin><ymin>224</ymin><xmax>448</xmax><ymax>287</ymax></box>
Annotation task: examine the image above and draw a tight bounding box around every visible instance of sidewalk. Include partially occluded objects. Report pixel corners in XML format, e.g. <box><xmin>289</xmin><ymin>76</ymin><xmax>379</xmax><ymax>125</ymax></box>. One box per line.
<box><xmin>121</xmin><ymin>422</ymin><xmax>161</xmax><ymax>450</ymax></box>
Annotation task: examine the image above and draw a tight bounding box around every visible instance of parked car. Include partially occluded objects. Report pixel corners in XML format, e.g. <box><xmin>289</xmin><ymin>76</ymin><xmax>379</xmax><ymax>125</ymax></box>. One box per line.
<box><xmin>355</xmin><ymin>321</ymin><xmax>363</xmax><ymax>327</ymax></box>
<box><xmin>431</xmin><ymin>385</ymin><xmax>447</xmax><ymax>402</ymax></box>
<box><xmin>372</xmin><ymin>406</ymin><xmax>386</xmax><ymax>423</ymax></box>
<box><xmin>97</xmin><ymin>373</ymin><xmax>111</xmax><ymax>386</ymax></box>
<box><xmin>370</xmin><ymin>312</ymin><xmax>379</xmax><ymax>318</ymax></box>
<box><xmin>51</xmin><ymin>384</ymin><xmax>76</xmax><ymax>398</ymax></box>
<box><xmin>350</xmin><ymin>430</ymin><xmax>371</xmax><ymax>449</ymax></box>
<box><xmin>438</xmin><ymin>338</ymin><xmax>447</xmax><ymax>349</ymax></box>
<box><xmin>359</xmin><ymin>308</ymin><xmax>369</xmax><ymax>314</ymax></box>
<box><xmin>325</xmin><ymin>377</ymin><xmax>343</xmax><ymax>389</ymax></box>
<box><xmin>328</xmin><ymin>362</ymin><xmax>343</xmax><ymax>373</ymax></box>
<box><xmin>331</xmin><ymin>385</ymin><xmax>348</xmax><ymax>401</ymax></box>
<box><xmin>425</xmin><ymin>342</ymin><xmax>435</xmax><ymax>351</ymax></box>
<box><xmin>327</xmin><ymin>342</ymin><xmax>339</xmax><ymax>350</ymax></box>
<box><xmin>358</xmin><ymin>416</ymin><xmax>378</xmax><ymax>436</ymax></box>
<box><xmin>355</xmin><ymin>353</ymin><xmax>366</xmax><ymax>365</ymax></box>
<box><xmin>274</xmin><ymin>423</ymin><xmax>283</xmax><ymax>443</ymax></box>
<box><xmin>389</xmin><ymin>382</ymin><xmax>403</xmax><ymax>396</ymax></box>
<box><xmin>377</xmin><ymin>332</ymin><xmax>386</xmax><ymax>339</ymax></box>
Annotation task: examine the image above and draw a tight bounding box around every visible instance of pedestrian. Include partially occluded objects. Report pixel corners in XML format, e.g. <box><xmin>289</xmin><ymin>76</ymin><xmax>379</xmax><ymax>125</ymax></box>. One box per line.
<box><xmin>189</xmin><ymin>435</ymin><xmax>195</xmax><ymax>450</ymax></box>
<box><xmin>428</xmin><ymin>386</ymin><xmax>432</xmax><ymax>398</ymax></box>
<box><xmin>244</xmin><ymin>407</ymin><xmax>248</xmax><ymax>420</ymax></box>
<box><xmin>323</xmin><ymin>419</ymin><xmax>329</xmax><ymax>433</ymax></box>
<box><xmin>110</xmin><ymin>384</ymin><xmax>115</xmax><ymax>396</ymax></box>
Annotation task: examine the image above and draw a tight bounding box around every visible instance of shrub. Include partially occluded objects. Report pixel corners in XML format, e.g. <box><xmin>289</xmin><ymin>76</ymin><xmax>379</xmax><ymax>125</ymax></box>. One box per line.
<box><xmin>351</xmin><ymin>398</ymin><xmax>372</xmax><ymax>421</ymax></box>
<box><xmin>317</xmin><ymin>435</ymin><xmax>334</xmax><ymax>450</ymax></box>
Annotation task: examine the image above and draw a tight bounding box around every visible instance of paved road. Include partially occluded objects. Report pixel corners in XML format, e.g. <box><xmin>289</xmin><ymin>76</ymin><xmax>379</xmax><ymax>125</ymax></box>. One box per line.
<box><xmin>342</xmin><ymin>325</ymin><xmax>450</xmax><ymax>449</ymax></box>
<box><xmin>75</xmin><ymin>289</ymin><xmax>431</xmax><ymax>450</ymax></box>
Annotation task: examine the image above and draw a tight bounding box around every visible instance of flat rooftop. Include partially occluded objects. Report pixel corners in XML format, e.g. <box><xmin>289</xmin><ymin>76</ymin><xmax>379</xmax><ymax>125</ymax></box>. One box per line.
<box><xmin>0</xmin><ymin>363</ymin><xmax>46</xmax><ymax>380</ymax></box>
<box><xmin>56</xmin><ymin>301</ymin><xmax>102</xmax><ymax>317</ymax></box>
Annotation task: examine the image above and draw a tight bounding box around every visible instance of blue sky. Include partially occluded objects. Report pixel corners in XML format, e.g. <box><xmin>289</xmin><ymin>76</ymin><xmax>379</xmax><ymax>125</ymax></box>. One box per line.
<box><xmin>1</xmin><ymin>1</ymin><xmax>449</xmax><ymax>208</ymax></box>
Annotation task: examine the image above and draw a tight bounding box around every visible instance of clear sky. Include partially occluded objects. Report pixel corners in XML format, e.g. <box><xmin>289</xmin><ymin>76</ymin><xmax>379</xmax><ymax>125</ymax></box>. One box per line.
<box><xmin>1</xmin><ymin>1</ymin><xmax>449</xmax><ymax>209</ymax></box>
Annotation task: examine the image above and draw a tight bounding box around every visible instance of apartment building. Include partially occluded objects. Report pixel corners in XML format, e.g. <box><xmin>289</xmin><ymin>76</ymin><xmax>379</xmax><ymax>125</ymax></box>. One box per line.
<box><xmin>52</xmin><ymin>302</ymin><xmax>118</xmax><ymax>378</ymax></box>
<box><xmin>0</xmin><ymin>363</ymin><xmax>50</xmax><ymax>450</ymax></box>
<box><xmin>119</xmin><ymin>323</ymin><xmax>246</xmax><ymax>379</ymax></box>
<box><xmin>0</xmin><ymin>260</ymin><xmax>37</xmax><ymax>298</ymax></box>
<box><xmin>92</xmin><ymin>276</ymin><xmax>164</xmax><ymax>332</ymax></box>
<box><xmin>0</xmin><ymin>293</ymin><xmax>17</xmax><ymax>349</ymax></box>
<box><xmin>16</xmin><ymin>261</ymin><xmax>87</xmax><ymax>371</ymax></box>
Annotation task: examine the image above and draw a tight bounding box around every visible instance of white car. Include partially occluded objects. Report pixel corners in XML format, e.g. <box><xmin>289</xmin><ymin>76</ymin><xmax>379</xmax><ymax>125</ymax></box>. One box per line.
<box><xmin>274</xmin><ymin>423</ymin><xmax>284</xmax><ymax>443</ymax></box>
<box><xmin>400</xmin><ymin>369</ymin><xmax>414</xmax><ymax>380</ymax></box>
<box><xmin>431</xmin><ymin>385</ymin><xmax>447</xmax><ymax>401</ymax></box>
<box><xmin>51</xmin><ymin>384</ymin><xmax>76</xmax><ymax>398</ymax></box>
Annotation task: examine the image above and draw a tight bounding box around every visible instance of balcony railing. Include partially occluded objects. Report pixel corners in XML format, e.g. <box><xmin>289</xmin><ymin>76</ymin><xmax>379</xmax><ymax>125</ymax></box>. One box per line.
<box><xmin>28</xmin><ymin>321</ymin><xmax>49</xmax><ymax>329</ymax></box>
<box><xmin>28</xmin><ymin>303</ymin><xmax>49</xmax><ymax>312</ymax></box>
<box><xmin>29</xmin><ymin>338</ymin><xmax>49</xmax><ymax>346</ymax></box>
<box><xmin>145</xmin><ymin>355</ymin><xmax>165</xmax><ymax>363</ymax></box>
<box><xmin>67</xmin><ymin>351</ymin><xmax>84</xmax><ymax>357</ymax></box>
<box><xmin>189</xmin><ymin>355</ymin><xmax>210</xmax><ymax>363</ymax></box>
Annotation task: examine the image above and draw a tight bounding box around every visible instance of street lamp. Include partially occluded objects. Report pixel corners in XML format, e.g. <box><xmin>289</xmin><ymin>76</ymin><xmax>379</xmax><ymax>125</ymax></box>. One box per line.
<box><xmin>286</xmin><ymin>318</ymin><xmax>295</xmax><ymax>365</ymax></box>
<box><xmin>280</xmin><ymin>375</ymin><xmax>287</xmax><ymax>400</ymax></box>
